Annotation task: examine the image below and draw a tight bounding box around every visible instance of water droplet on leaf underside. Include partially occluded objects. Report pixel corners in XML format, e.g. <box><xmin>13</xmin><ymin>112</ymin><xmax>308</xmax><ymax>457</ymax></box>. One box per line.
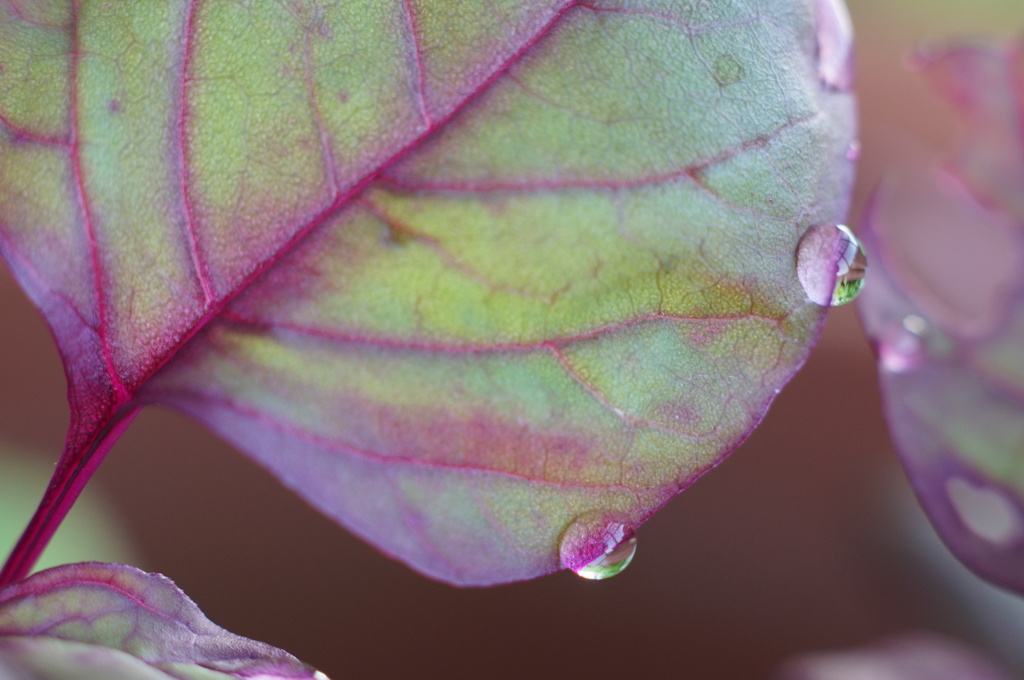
<box><xmin>846</xmin><ymin>140</ymin><xmax>861</xmax><ymax>161</ymax></box>
<box><xmin>796</xmin><ymin>223</ymin><xmax>867</xmax><ymax>307</ymax></box>
<box><xmin>880</xmin><ymin>315</ymin><xmax>927</xmax><ymax>373</ymax></box>
<box><xmin>560</xmin><ymin>514</ymin><xmax>637</xmax><ymax>580</ymax></box>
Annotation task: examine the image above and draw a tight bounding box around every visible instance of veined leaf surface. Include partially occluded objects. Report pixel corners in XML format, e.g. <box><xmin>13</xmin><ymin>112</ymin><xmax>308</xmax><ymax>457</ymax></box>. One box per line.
<box><xmin>0</xmin><ymin>0</ymin><xmax>855</xmax><ymax>585</ymax></box>
<box><xmin>0</xmin><ymin>562</ymin><xmax>326</xmax><ymax>679</ymax></box>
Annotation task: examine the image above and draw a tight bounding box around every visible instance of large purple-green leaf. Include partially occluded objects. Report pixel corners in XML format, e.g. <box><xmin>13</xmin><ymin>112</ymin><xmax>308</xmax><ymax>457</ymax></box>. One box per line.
<box><xmin>858</xmin><ymin>42</ymin><xmax>1024</xmax><ymax>593</ymax></box>
<box><xmin>0</xmin><ymin>562</ymin><xmax>325</xmax><ymax>679</ymax></box>
<box><xmin>0</xmin><ymin>0</ymin><xmax>855</xmax><ymax>585</ymax></box>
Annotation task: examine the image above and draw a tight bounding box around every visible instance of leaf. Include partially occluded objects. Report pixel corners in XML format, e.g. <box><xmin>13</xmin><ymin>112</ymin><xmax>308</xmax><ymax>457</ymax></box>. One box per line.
<box><xmin>0</xmin><ymin>0</ymin><xmax>856</xmax><ymax>585</ymax></box>
<box><xmin>0</xmin><ymin>562</ymin><xmax>326</xmax><ymax>679</ymax></box>
<box><xmin>776</xmin><ymin>635</ymin><xmax>1015</xmax><ymax>680</ymax></box>
<box><xmin>858</xmin><ymin>41</ymin><xmax>1024</xmax><ymax>593</ymax></box>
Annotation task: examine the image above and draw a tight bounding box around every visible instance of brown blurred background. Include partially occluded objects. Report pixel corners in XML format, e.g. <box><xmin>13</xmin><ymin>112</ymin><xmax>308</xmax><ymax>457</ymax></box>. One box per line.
<box><xmin>2</xmin><ymin>1</ymin><xmax>1024</xmax><ymax>678</ymax></box>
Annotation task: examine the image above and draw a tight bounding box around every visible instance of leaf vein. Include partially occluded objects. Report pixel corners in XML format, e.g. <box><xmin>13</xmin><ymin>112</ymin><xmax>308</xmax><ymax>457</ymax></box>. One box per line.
<box><xmin>69</xmin><ymin>0</ymin><xmax>125</xmax><ymax>401</ymax></box>
<box><xmin>169</xmin><ymin>391</ymin><xmax>645</xmax><ymax>493</ymax></box>
<box><xmin>177</xmin><ymin>0</ymin><xmax>215</xmax><ymax>306</ymax></box>
<box><xmin>400</xmin><ymin>0</ymin><xmax>433</xmax><ymax>126</ymax></box>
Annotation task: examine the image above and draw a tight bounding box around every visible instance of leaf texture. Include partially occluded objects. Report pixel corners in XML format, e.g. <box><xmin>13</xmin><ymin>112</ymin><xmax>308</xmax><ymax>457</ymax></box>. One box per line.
<box><xmin>0</xmin><ymin>562</ymin><xmax>325</xmax><ymax>679</ymax></box>
<box><xmin>0</xmin><ymin>0</ymin><xmax>856</xmax><ymax>584</ymax></box>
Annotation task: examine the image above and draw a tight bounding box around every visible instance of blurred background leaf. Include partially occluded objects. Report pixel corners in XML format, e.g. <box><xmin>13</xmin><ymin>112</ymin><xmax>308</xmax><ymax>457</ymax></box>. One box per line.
<box><xmin>0</xmin><ymin>446</ymin><xmax>138</xmax><ymax>573</ymax></box>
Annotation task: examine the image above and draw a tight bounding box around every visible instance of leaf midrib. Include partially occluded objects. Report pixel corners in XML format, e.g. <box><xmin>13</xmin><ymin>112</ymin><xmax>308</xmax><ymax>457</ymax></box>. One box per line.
<box><xmin>96</xmin><ymin>0</ymin><xmax>582</xmax><ymax>403</ymax></box>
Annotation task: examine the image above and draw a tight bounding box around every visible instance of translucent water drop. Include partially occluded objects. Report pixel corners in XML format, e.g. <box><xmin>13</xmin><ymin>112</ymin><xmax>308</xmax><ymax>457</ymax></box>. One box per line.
<box><xmin>902</xmin><ymin>314</ymin><xmax>927</xmax><ymax>335</ymax></box>
<box><xmin>947</xmin><ymin>477</ymin><xmax>1023</xmax><ymax>547</ymax></box>
<box><xmin>880</xmin><ymin>315</ymin><xmax>927</xmax><ymax>373</ymax></box>
<box><xmin>814</xmin><ymin>0</ymin><xmax>854</xmax><ymax>92</ymax></box>
<box><xmin>829</xmin><ymin>225</ymin><xmax>867</xmax><ymax>305</ymax></box>
<box><xmin>576</xmin><ymin>526</ymin><xmax>636</xmax><ymax>580</ymax></box>
<box><xmin>846</xmin><ymin>140</ymin><xmax>861</xmax><ymax>161</ymax></box>
<box><xmin>560</xmin><ymin>513</ymin><xmax>637</xmax><ymax>580</ymax></box>
<box><xmin>796</xmin><ymin>223</ymin><xmax>868</xmax><ymax>306</ymax></box>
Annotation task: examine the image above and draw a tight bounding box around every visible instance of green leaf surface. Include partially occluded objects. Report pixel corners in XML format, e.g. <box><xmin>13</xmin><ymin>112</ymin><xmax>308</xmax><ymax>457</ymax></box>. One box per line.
<box><xmin>0</xmin><ymin>0</ymin><xmax>855</xmax><ymax>584</ymax></box>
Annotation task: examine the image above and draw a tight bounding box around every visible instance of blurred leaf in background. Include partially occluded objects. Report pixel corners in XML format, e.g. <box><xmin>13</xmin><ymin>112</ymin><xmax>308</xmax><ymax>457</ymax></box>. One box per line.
<box><xmin>777</xmin><ymin>634</ymin><xmax>1015</xmax><ymax>680</ymax></box>
<box><xmin>0</xmin><ymin>446</ymin><xmax>138</xmax><ymax>572</ymax></box>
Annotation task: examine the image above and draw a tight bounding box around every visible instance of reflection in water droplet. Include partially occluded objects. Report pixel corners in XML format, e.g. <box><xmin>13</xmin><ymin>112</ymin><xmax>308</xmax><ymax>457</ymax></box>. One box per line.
<box><xmin>880</xmin><ymin>315</ymin><xmax>927</xmax><ymax>373</ymax></box>
<box><xmin>576</xmin><ymin>527</ymin><xmax>636</xmax><ymax>580</ymax></box>
<box><xmin>815</xmin><ymin>0</ymin><xmax>854</xmax><ymax>92</ymax></box>
<box><xmin>947</xmin><ymin>477</ymin><xmax>1023</xmax><ymax>547</ymax></box>
<box><xmin>560</xmin><ymin>514</ymin><xmax>637</xmax><ymax>580</ymax></box>
<box><xmin>831</xmin><ymin>225</ymin><xmax>868</xmax><ymax>305</ymax></box>
<box><xmin>796</xmin><ymin>224</ymin><xmax>868</xmax><ymax>307</ymax></box>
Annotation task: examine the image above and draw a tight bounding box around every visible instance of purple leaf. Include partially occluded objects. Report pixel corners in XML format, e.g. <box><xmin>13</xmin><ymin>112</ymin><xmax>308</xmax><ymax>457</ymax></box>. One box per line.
<box><xmin>0</xmin><ymin>0</ymin><xmax>856</xmax><ymax>585</ymax></box>
<box><xmin>0</xmin><ymin>562</ymin><xmax>326</xmax><ymax>679</ymax></box>
<box><xmin>776</xmin><ymin>635</ymin><xmax>1014</xmax><ymax>680</ymax></box>
<box><xmin>858</xmin><ymin>41</ymin><xmax>1024</xmax><ymax>593</ymax></box>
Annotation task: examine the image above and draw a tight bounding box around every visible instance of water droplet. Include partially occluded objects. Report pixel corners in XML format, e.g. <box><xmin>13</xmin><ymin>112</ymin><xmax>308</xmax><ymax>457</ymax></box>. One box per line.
<box><xmin>947</xmin><ymin>477</ymin><xmax>1023</xmax><ymax>547</ymax></box>
<box><xmin>574</xmin><ymin>525</ymin><xmax>636</xmax><ymax>580</ymax></box>
<box><xmin>880</xmin><ymin>315</ymin><xmax>927</xmax><ymax>373</ymax></box>
<box><xmin>815</xmin><ymin>0</ymin><xmax>854</xmax><ymax>92</ymax></box>
<box><xmin>902</xmin><ymin>314</ymin><xmax>927</xmax><ymax>335</ymax></box>
<box><xmin>560</xmin><ymin>513</ymin><xmax>637</xmax><ymax>580</ymax></box>
<box><xmin>796</xmin><ymin>224</ymin><xmax>868</xmax><ymax>306</ymax></box>
<box><xmin>846</xmin><ymin>140</ymin><xmax>861</xmax><ymax>161</ymax></box>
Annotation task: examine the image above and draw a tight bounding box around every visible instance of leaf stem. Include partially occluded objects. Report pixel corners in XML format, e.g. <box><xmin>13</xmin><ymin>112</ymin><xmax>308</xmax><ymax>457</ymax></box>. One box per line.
<box><xmin>0</xmin><ymin>407</ymin><xmax>140</xmax><ymax>588</ymax></box>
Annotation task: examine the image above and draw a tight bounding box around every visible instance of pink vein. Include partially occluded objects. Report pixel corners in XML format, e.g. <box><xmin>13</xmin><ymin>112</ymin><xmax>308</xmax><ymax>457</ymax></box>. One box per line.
<box><xmin>578</xmin><ymin>1</ymin><xmax>760</xmax><ymax>35</ymax></box>
<box><xmin>547</xmin><ymin>344</ymin><xmax>717</xmax><ymax>439</ymax></box>
<box><xmin>0</xmin><ymin>228</ymin><xmax>97</xmax><ymax>334</ymax></box>
<box><xmin>0</xmin><ymin>578</ymin><xmax>164</xmax><ymax>624</ymax></box>
<box><xmin>69</xmin><ymin>0</ymin><xmax>126</xmax><ymax>401</ymax></box>
<box><xmin>219</xmin><ymin>308</ymin><xmax>782</xmax><ymax>355</ymax></box>
<box><xmin>401</xmin><ymin>0</ymin><xmax>433</xmax><ymax>126</ymax></box>
<box><xmin>356</xmin><ymin>196</ymin><xmax>551</xmax><ymax>300</ymax></box>
<box><xmin>138</xmin><ymin>0</ymin><xmax>584</xmax><ymax>390</ymax></box>
<box><xmin>378</xmin><ymin>114</ymin><xmax>816</xmax><ymax>193</ymax></box>
<box><xmin>176</xmin><ymin>0</ymin><xmax>214</xmax><ymax>306</ymax></box>
<box><xmin>3</xmin><ymin>0</ymin><xmax>66</xmax><ymax>29</ymax></box>
<box><xmin>384</xmin><ymin>467</ymin><xmax>461</xmax><ymax>574</ymax></box>
<box><xmin>185</xmin><ymin>392</ymin><xmax>642</xmax><ymax>492</ymax></box>
<box><xmin>302</xmin><ymin>11</ymin><xmax>341</xmax><ymax>197</ymax></box>
<box><xmin>0</xmin><ymin>110</ymin><xmax>71</xmax><ymax>147</ymax></box>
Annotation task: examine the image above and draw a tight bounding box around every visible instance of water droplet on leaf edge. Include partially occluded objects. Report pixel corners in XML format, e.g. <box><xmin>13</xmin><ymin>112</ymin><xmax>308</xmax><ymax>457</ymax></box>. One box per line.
<box><xmin>796</xmin><ymin>223</ymin><xmax>868</xmax><ymax>307</ymax></box>
<box><xmin>560</xmin><ymin>514</ymin><xmax>638</xmax><ymax>581</ymax></box>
